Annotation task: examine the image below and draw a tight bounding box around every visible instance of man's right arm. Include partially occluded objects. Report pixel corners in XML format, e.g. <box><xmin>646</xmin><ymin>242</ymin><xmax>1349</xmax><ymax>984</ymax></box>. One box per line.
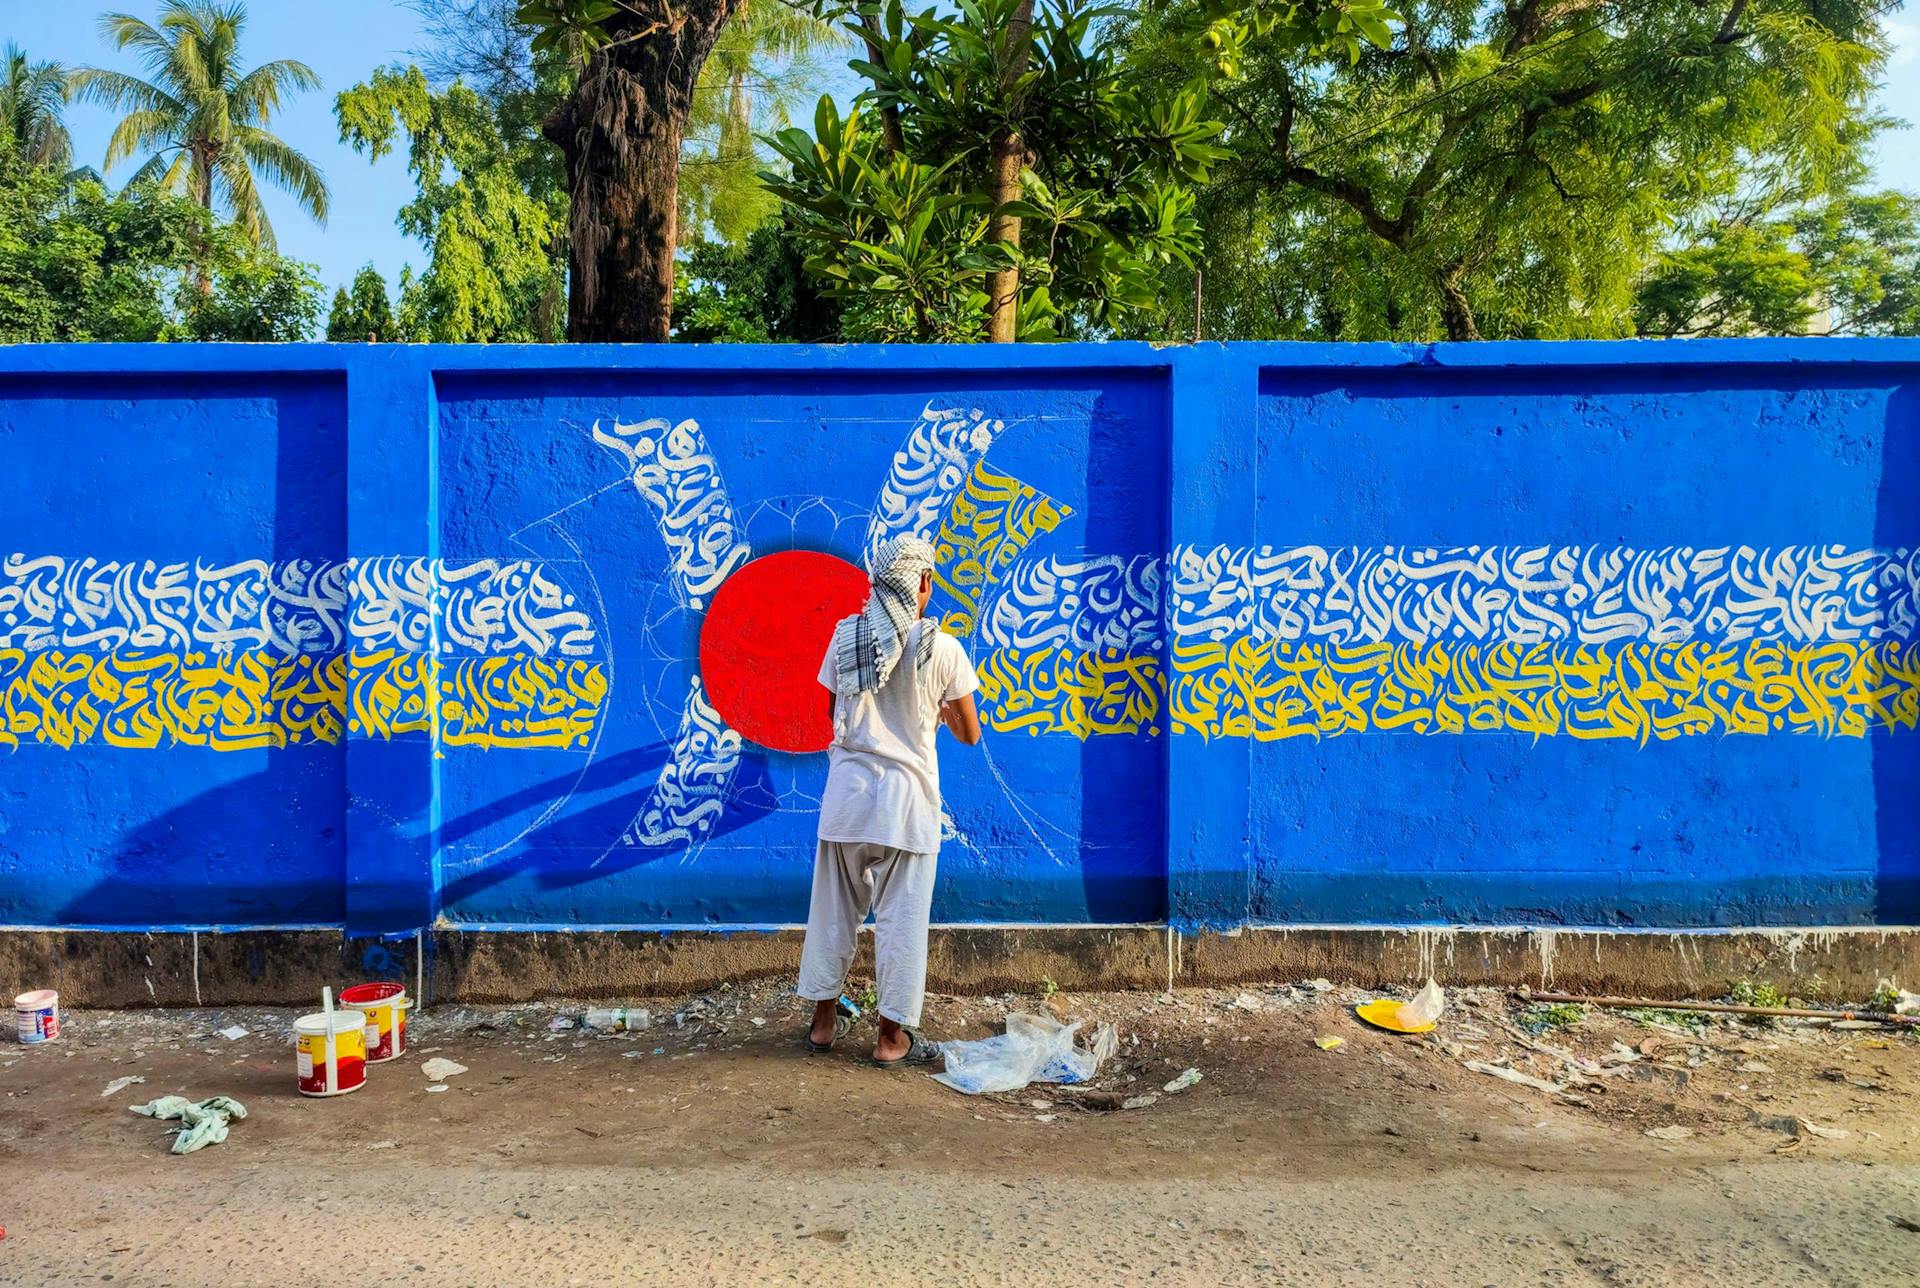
<box><xmin>939</xmin><ymin>695</ymin><xmax>982</xmax><ymax>745</ymax></box>
<box><xmin>938</xmin><ymin>637</ymin><xmax>983</xmax><ymax>745</ymax></box>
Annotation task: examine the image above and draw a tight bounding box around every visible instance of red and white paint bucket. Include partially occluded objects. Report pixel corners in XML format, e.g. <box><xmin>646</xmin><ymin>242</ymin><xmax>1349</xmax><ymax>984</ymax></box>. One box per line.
<box><xmin>295</xmin><ymin>1002</ymin><xmax>366</xmax><ymax>1097</ymax></box>
<box><xmin>14</xmin><ymin>990</ymin><xmax>59</xmax><ymax>1044</ymax></box>
<box><xmin>340</xmin><ymin>982</ymin><xmax>410</xmax><ymax>1063</ymax></box>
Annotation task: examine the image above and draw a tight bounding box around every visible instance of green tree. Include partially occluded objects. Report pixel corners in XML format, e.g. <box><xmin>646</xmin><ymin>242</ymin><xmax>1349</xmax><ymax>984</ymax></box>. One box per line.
<box><xmin>1794</xmin><ymin>190</ymin><xmax>1920</xmax><ymax>336</ymax></box>
<box><xmin>71</xmin><ymin>0</ymin><xmax>329</xmax><ymax>248</ymax></box>
<box><xmin>681</xmin><ymin>0</ymin><xmax>845</xmax><ymax>247</ymax></box>
<box><xmin>337</xmin><ymin>65</ymin><xmax>567</xmax><ymax>341</ymax></box>
<box><xmin>1635</xmin><ymin>186</ymin><xmax>1920</xmax><ymax>338</ymax></box>
<box><xmin>1</xmin><ymin>44</ymin><xmax>72</xmax><ymax>171</ymax></box>
<box><xmin>1634</xmin><ymin>221</ymin><xmax>1817</xmax><ymax>338</ymax></box>
<box><xmin>765</xmin><ymin>0</ymin><xmax>1284</xmax><ymax>341</ymax></box>
<box><xmin>374</xmin><ymin>0</ymin><xmax>846</xmax><ymax>340</ymax></box>
<box><xmin>406</xmin><ymin>0</ymin><xmax>825</xmax><ymax>245</ymax></box>
<box><xmin>672</xmin><ymin>215</ymin><xmax>845</xmax><ymax>340</ymax></box>
<box><xmin>517</xmin><ymin>0</ymin><xmax>746</xmax><ymax>341</ymax></box>
<box><xmin>178</xmin><ymin>220</ymin><xmax>325</xmax><ymax>339</ymax></box>
<box><xmin>326</xmin><ymin>264</ymin><xmax>398</xmax><ymax>341</ymax></box>
<box><xmin>1123</xmin><ymin>0</ymin><xmax>1889</xmax><ymax>341</ymax></box>
<box><xmin>0</xmin><ymin>136</ymin><xmax>322</xmax><ymax>341</ymax></box>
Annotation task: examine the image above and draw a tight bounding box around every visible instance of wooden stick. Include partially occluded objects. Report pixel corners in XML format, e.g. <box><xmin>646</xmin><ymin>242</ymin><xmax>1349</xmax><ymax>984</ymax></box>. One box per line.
<box><xmin>1520</xmin><ymin>989</ymin><xmax>1920</xmax><ymax>1026</ymax></box>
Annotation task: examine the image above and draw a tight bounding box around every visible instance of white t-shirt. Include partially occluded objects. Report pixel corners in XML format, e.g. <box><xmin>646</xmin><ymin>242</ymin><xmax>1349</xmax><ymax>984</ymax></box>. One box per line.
<box><xmin>816</xmin><ymin>621</ymin><xmax>979</xmax><ymax>854</ymax></box>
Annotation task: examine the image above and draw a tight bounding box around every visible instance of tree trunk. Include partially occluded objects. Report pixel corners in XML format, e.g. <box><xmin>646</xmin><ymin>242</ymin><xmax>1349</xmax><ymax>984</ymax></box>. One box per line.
<box><xmin>985</xmin><ymin>0</ymin><xmax>1035</xmax><ymax>344</ymax></box>
<box><xmin>1435</xmin><ymin>260</ymin><xmax>1481</xmax><ymax>341</ymax></box>
<box><xmin>985</xmin><ymin>131</ymin><xmax>1025</xmax><ymax>342</ymax></box>
<box><xmin>544</xmin><ymin>0</ymin><xmax>741</xmax><ymax>342</ymax></box>
<box><xmin>191</xmin><ymin>145</ymin><xmax>215</xmax><ymax>297</ymax></box>
<box><xmin>855</xmin><ymin>12</ymin><xmax>907</xmax><ymax>157</ymax></box>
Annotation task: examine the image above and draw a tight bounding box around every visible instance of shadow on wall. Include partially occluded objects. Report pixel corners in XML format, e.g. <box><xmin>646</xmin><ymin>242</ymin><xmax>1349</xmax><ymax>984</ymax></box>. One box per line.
<box><xmin>1055</xmin><ymin>380</ymin><xmax>1169</xmax><ymax>924</ymax></box>
<box><xmin>58</xmin><ymin>742</ymin><xmax>784</xmax><ymax>929</ymax></box>
<box><xmin>57</xmin><ymin>748</ymin><xmax>347</xmax><ymax>927</ymax></box>
<box><xmin>1875</xmin><ymin>384</ymin><xmax>1919</xmax><ymax>924</ymax></box>
<box><xmin>434</xmin><ymin>744</ymin><xmax>780</xmax><ymax>913</ymax></box>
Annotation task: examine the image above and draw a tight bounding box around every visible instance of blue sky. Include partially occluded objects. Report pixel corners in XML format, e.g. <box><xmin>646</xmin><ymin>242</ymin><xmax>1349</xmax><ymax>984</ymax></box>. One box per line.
<box><xmin>16</xmin><ymin>1</ymin><xmax>431</xmax><ymax>294</ymax></box>
<box><xmin>13</xmin><ymin>2</ymin><xmax>1920</xmax><ymax>298</ymax></box>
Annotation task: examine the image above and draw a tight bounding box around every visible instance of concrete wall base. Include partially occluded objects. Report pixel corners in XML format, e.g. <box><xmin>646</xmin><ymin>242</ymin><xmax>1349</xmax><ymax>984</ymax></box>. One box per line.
<box><xmin>5</xmin><ymin>925</ymin><xmax>1916</xmax><ymax>1008</ymax></box>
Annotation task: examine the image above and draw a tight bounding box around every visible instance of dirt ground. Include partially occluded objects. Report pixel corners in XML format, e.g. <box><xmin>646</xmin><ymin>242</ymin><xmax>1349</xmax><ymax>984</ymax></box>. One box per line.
<box><xmin>3</xmin><ymin>978</ymin><xmax>1918</xmax><ymax>1286</ymax></box>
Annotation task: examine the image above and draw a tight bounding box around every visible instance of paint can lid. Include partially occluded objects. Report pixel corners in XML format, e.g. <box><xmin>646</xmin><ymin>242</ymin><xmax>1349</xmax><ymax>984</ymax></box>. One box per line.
<box><xmin>295</xmin><ymin>1011</ymin><xmax>366</xmax><ymax>1036</ymax></box>
<box><xmin>13</xmin><ymin>990</ymin><xmax>56</xmax><ymax>1010</ymax></box>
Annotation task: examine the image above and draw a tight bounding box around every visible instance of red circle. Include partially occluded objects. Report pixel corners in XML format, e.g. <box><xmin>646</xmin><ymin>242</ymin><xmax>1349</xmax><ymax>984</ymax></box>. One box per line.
<box><xmin>699</xmin><ymin>550</ymin><xmax>871</xmax><ymax>753</ymax></box>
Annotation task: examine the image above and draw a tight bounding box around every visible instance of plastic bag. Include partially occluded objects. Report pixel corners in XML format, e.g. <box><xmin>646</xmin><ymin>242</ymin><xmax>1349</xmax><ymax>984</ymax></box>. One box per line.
<box><xmin>1398</xmin><ymin>977</ymin><xmax>1445</xmax><ymax>1029</ymax></box>
<box><xmin>934</xmin><ymin>1012</ymin><xmax>1119</xmax><ymax>1095</ymax></box>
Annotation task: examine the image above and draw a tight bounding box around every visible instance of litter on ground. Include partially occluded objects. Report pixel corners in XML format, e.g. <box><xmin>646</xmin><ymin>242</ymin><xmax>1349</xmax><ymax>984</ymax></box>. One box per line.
<box><xmin>1464</xmin><ymin>1061</ymin><xmax>1566</xmax><ymax>1096</ymax></box>
<box><xmin>1163</xmin><ymin>1068</ymin><xmax>1203</xmax><ymax>1093</ymax></box>
<box><xmin>934</xmin><ymin>1012</ymin><xmax>1118</xmax><ymax>1096</ymax></box>
<box><xmin>100</xmin><ymin>1075</ymin><xmax>146</xmax><ymax>1097</ymax></box>
<box><xmin>129</xmin><ymin>1095</ymin><xmax>247</xmax><ymax>1155</ymax></box>
<box><xmin>421</xmin><ymin>1057</ymin><xmax>469</xmax><ymax>1082</ymax></box>
<box><xmin>1356</xmin><ymin>978</ymin><xmax>1445</xmax><ymax>1034</ymax></box>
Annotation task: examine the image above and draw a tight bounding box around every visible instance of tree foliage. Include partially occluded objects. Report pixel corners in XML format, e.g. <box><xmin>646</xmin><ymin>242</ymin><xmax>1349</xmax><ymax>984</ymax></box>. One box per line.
<box><xmin>764</xmin><ymin>0</ymin><xmax>1260</xmax><ymax>341</ymax></box>
<box><xmin>326</xmin><ymin>264</ymin><xmax>398</xmax><ymax>341</ymax></box>
<box><xmin>363</xmin><ymin>0</ymin><xmax>853</xmax><ymax>342</ymax></box>
<box><xmin>0</xmin><ymin>134</ymin><xmax>322</xmax><ymax>341</ymax></box>
<box><xmin>72</xmin><ymin>1</ymin><xmax>329</xmax><ymax>248</ymax></box>
<box><xmin>672</xmin><ymin>214</ymin><xmax>845</xmax><ymax>340</ymax></box>
<box><xmin>682</xmin><ymin>0</ymin><xmax>846</xmax><ymax>246</ymax></box>
<box><xmin>1121</xmin><ymin>0</ymin><xmax>1893</xmax><ymax>341</ymax></box>
<box><xmin>2</xmin><ymin>43</ymin><xmax>74</xmax><ymax>172</ymax></box>
<box><xmin>405</xmin><ymin>0</ymin><xmax>837</xmax><ymax>251</ymax></box>
<box><xmin>1635</xmin><ymin>187</ymin><xmax>1920</xmax><ymax>338</ymax></box>
<box><xmin>338</xmin><ymin>65</ymin><xmax>567</xmax><ymax>341</ymax></box>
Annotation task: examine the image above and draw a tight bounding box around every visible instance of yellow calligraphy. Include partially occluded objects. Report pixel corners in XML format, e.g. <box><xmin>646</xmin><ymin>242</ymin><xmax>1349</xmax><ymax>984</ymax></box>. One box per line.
<box><xmin>977</xmin><ymin>646</ymin><xmax>1162</xmax><ymax>738</ymax></box>
<box><xmin>0</xmin><ymin>648</ymin><xmax>607</xmax><ymax>751</ymax></box>
<box><xmin>933</xmin><ymin>461</ymin><xmax>1072</xmax><ymax>636</ymax></box>
<box><xmin>1168</xmin><ymin>640</ymin><xmax>1920</xmax><ymax>743</ymax></box>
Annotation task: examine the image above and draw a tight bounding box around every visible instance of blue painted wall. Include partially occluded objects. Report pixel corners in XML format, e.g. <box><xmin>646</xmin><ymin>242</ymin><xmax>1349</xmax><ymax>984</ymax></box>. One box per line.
<box><xmin>0</xmin><ymin>342</ymin><xmax>1913</xmax><ymax>932</ymax></box>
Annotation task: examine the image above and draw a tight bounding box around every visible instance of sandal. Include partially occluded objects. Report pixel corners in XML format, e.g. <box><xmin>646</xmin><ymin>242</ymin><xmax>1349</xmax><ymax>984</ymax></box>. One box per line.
<box><xmin>804</xmin><ymin>1012</ymin><xmax>851</xmax><ymax>1053</ymax></box>
<box><xmin>872</xmin><ymin>1027</ymin><xmax>940</xmax><ymax>1068</ymax></box>
<box><xmin>804</xmin><ymin>997</ymin><xmax>861</xmax><ymax>1053</ymax></box>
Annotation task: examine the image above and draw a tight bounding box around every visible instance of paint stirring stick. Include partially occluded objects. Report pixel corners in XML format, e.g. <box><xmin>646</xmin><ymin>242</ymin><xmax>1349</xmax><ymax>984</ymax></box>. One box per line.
<box><xmin>322</xmin><ymin>990</ymin><xmax>337</xmax><ymax>1090</ymax></box>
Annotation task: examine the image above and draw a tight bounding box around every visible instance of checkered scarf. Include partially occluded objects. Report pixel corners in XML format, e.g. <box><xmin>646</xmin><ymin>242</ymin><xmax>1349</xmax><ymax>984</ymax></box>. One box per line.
<box><xmin>831</xmin><ymin>536</ymin><xmax>939</xmax><ymax>734</ymax></box>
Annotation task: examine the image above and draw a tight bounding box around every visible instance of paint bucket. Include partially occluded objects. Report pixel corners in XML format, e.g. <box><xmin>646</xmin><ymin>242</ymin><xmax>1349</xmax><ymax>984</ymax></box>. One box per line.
<box><xmin>340</xmin><ymin>982</ymin><xmax>410</xmax><ymax>1063</ymax></box>
<box><xmin>295</xmin><ymin>994</ymin><xmax>366</xmax><ymax>1097</ymax></box>
<box><xmin>15</xmin><ymin>990</ymin><xmax>59</xmax><ymax>1044</ymax></box>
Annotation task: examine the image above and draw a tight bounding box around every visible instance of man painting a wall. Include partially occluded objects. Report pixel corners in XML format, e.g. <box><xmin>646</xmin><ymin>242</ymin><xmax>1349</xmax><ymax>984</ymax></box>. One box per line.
<box><xmin>798</xmin><ymin>535</ymin><xmax>983</xmax><ymax>1065</ymax></box>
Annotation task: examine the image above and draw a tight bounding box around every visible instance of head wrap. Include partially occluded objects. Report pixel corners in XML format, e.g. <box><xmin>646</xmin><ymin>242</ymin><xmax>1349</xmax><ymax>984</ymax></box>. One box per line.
<box><xmin>830</xmin><ymin>535</ymin><xmax>940</xmax><ymax>733</ymax></box>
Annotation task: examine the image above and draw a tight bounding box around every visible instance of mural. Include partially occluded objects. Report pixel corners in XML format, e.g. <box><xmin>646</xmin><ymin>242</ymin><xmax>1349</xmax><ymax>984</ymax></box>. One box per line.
<box><xmin>580</xmin><ymin>405</ymin><xmax>1060</xmax><ymax>855</ymax></box>
<box><xmin>1</xmin><ymin>344</ymin><xmax>1913</xmax><ymax>932</ymax></box>
<box><xmin>956</xmin><ymin>543</ymin><xmax>1920</xmax><ymax>743</ymax></box>
<box><xmin>1165</xmin><ymin>544</ymin><xmax>1920</xmax><ymax>743</ymax></box>
<box><xmin>0</xmin><ymin>555</ymin><xmax>608</xmax><ymax>750</ymax></box>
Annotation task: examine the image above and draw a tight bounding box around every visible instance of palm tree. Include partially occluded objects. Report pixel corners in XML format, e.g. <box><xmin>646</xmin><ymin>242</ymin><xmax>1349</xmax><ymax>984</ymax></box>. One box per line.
<box><xmin>0</xmin><ymin>43</ymin><xmax>73</xmax><ymax>170</ymax></box>
<box><xmin>680</xmin><ymin>0</ymin><xmax>843</xmax><ymax>246</ymax></box>
<box><xmin>71</xmin><ymin>1</ymin><xmax>328</xmax><ymax>248</ymax></box>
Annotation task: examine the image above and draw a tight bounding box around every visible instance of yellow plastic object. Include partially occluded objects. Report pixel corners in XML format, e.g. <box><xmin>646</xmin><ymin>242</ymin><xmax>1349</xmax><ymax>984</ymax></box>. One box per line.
<box><xmin>1354</xmin><ymin>999</ymin><xmax>1437</xmax><ymax>1034</ymax></box>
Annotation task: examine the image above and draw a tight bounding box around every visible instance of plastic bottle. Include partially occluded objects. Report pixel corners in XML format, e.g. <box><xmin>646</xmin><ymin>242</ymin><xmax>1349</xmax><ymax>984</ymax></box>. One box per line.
<box><xmin>583</xmin><ymin>1007</ymin><xmax>650</xmax><ymax>1033</ymax></box>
